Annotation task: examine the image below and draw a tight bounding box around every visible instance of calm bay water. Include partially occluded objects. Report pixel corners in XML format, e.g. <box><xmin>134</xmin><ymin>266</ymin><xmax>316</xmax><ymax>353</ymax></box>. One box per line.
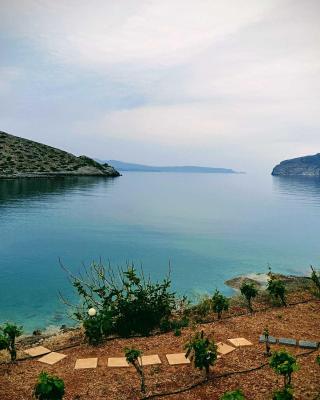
<box><xmin>0</xmin><ymin>172</ymin><xmax>319</xmax><ymax>332</ymax></box>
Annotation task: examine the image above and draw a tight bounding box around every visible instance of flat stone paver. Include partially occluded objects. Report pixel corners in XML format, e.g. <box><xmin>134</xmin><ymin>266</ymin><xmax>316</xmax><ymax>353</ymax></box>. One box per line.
<box><xmin>38</xmin><ymin>352</ymin><xmax>67</xmax><ymax>365</ymax></box>
<box><xmin>108</xmin><ymin>357</ymin><xmax>130</xmax><ymax>367</ymax></box>
<box><xmin>278</xmin><ymin>338</ymin><xmax>297</xmax><ymax>346</ymax></box>
<box><xmin>75</xmin><ymin>358</ymin><xmax>98</xmax><ymax>369</ymax></box>
<box><xmin>24</xmin><ymin>346</ymin><xmax>51</xmax><ymax>357</ymax></box>
<box><xmin>166</xmin><ymin>353</ymin><xmax>191</xmax><ymax>365</ymax></box>
<box><xmin>138</xmin><ymin>355</ymin><xmax>161</xmax><ymax>366</ymax></box>
<box><xmin>259</xmin><ymin>335</ymin><xmax>277</xmax><ymax>344</ymax></box>
<box><xmin>217</xmin><ymin>342</ymin><xmax>235</xmax><ymax>355</ymax></box>
<box><xmin>298</xmin><ymin>340</ymin><xmax>318</xmax><ymax>349</ymax></box>
<box><xmin>228</xmin><ymin>338</ymin><xmax>253</xmax><ymax>347</ymax></box>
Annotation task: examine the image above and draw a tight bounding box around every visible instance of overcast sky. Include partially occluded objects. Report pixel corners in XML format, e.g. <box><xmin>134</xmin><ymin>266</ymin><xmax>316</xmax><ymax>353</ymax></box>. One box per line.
<box><xmin>1</xmin><ymin>0</ymin><xmax>319</xmax><ymax>172</ymax></box>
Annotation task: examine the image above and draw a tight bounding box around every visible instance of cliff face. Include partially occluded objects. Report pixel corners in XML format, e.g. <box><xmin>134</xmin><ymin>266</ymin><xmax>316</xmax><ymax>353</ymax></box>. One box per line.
<box><xmin>272</xmin><ymin>153</ymin><xmax>320</xmax><ymax>177</ymax></box>
<box><xmin>0</xmin><ymin>131</ymin><xmax>120</xmax><ymax>178</ymax></box>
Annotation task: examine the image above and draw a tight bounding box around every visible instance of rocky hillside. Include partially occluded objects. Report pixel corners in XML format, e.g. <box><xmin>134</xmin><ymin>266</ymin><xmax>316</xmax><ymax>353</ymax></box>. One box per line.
<box><xmin>0</xmin><ymin>131</ymin><xmax>120</xmax><ymax>178</ymax></box>
<box><xmin>272</xmin><ymin>153</ymin><xmax>320</xmax><ymax>177</ymax></box>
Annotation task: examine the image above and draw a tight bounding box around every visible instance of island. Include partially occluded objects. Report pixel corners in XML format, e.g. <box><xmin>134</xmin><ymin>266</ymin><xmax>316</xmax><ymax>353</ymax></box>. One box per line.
<box><xmin>98</xmin><ymin>159</ymin><xmax>240</xmax><ymax>174</ymax></box>
<box><xmin>272</xmin><ymin>153</ymin><xmax>320</xmax><ymax>177</ymax></box>
<box><xmin>0</xmin><ymin>131</ymin><xmax>120</xmax><ymax>178</ymax></box>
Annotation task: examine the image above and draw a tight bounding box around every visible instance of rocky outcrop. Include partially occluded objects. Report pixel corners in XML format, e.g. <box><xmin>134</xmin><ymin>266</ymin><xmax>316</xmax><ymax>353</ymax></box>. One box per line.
<box><xmin>0</xmin><ymin>131</ymin><xmax>120</xmax><ymax>178</ymax></box>
<box><xmin>272</xmin><ymin>153</ymin><xmax>320</xmax><ymax>177</ymax></box>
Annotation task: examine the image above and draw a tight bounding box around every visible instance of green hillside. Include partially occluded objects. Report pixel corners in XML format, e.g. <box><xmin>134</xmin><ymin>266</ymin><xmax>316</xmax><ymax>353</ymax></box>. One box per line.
<box><xmin>0</xmin><ymin>131</ymin><xmax>120</xmax><ymax>178</ymax></box>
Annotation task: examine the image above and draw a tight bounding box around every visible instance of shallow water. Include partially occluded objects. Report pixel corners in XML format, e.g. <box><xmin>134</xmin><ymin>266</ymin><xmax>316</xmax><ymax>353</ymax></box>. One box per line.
<box><xmin>0</xmin><ymin>172</ymin><xmax>319</xmax><ymax>332</ymax></box>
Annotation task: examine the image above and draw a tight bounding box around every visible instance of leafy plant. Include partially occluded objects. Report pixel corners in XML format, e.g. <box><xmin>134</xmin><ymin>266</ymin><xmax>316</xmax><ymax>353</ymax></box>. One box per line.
<box><xmin>263</xmin><ymin>326</ymin><xmax>271</xmax><ymax>357</ymax></box>
<box><xmin>62</xmin><ymin>262</ymin><xmax>176</xmax><ymax>342</ymax></box>
<box><xmin>190</xmin><ymin>295</ymin><xmax>212</xmax><ymax>322</ymax></box>
<box><xmin>124</xmin><ymin>347</ymin><xmax>146</xmax><ymax>394</ymax></box>
<box><xmin>0</xmin><ymin>322</ymin><xmax>23</xmax><ymax>362</ymax></box>
<box><xmin>267</xmin><ymin>277</ymin><xmax>287</xmax><ymax>306</ymax></box>
<box><xmin>316</xmin><ymin>355</ymin><xmax>320</xmax><ymax>366</ymax></box>
<box><xmin>212</xmin><ymin>290</ymin><xmax>229</xmax><ymax>319</ymax></box>
<box><xmin>240</xmin><ymin>282</ymin><xmax>258</xmax><ymax>313</ymax></box>
<box><xmin>272</xmin><ymin>386</ymin><xmax>294</xmax><ymax>400</ymax></box>
<box><xmin>220</xmin><ymin>389</ymin><xmax>246</xmax><ymax>399</ymax></box>
<box><xmin>185</xmin><ymin>330</ymin><xmax>217</xmax><ymax>379</ymax></box>
<box><xmin>33</xmin><ymin>371</ymin><xmax>65</xmax><ymax>400</ymax></box>
<box><xmin>311</xmin><ymin>266</ymin><xmax>320</xmax><ymax>296</ymax></box>
<box><xmin>270</xmin><ymin>350</ymin><xmax>299</xmax><ymax>388</ymax></box>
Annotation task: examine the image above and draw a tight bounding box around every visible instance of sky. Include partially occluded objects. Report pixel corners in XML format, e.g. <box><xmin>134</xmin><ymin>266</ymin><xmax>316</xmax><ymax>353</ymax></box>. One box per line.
<box><xmin>0</xmin><ymin>0</ymin><xmax>319</xmax><ymax>172</ymax></box>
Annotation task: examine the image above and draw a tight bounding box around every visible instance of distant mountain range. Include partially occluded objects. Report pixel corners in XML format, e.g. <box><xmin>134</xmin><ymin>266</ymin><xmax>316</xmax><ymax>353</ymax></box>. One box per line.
<box><xmin>101</xmin><ymin>160</ymin><xmax>240</xmax><ymax>174</ymax></box>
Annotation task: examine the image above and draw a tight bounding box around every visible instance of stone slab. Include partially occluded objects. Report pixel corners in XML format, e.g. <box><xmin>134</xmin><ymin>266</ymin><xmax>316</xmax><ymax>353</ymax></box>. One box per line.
<box><xmin>217</xmin><ymin>342</ymin><xmax>235</xmax><ymax>355</ymax></box>
<box><xmin>24</xmin><ymin>346</ymin><xmax>51</xmax><ymax>357</ymax></box>
<box><xmin>298</xmin><ymin>340</ymin><xmax>318</xmax><ymax>349</ymax></box>
<box><xmin>278</xmin><ymin>338</ymin><xmax>297</xmax><ymax>346</ymax></box>
<box><xmin>108</xmin><ymin>357</ymin><xmax>130</xmax><ymax>367</ymax></box>
<box><xmin>38</xmin><ymin>352</ymin><xmax>66</xmax><ymax>365</ymax></box>
<box><xmin>138</xmin><ymin>355</ymin><xmax>161</xmax><ymax>366</ymax></box>
<box><xmin>75</xmin><ymin>358</ymin><xmax>98</xmax><ymax>369</ymax></box>
<box><xmin>259</xmin><ymin>335</ymin><xmax>277</xmax><ymax>344</ymax></box>
<box><xmin>228</xmin><ymin>338</ymin><xmax>253</xmax><ymax>347</ymax></box>
<box><xmin>166</xmin><ymin>353</ymin><xmax>191</xmax><ymax>365</ymax></box>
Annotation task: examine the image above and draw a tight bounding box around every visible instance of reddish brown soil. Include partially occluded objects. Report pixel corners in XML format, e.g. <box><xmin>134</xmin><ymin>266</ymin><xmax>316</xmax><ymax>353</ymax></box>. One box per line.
<box><xmin>0</xmin><ymin>297</ymin><xmax>319</xmax><ymax>400</ymax></box>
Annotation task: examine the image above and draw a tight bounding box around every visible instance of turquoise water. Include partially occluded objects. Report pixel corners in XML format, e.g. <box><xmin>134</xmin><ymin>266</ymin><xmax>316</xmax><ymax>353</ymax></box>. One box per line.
<box><xmin>0</xmin><ymin>172</ymin><xmax>319</xmax><ymax>332</ymax></box>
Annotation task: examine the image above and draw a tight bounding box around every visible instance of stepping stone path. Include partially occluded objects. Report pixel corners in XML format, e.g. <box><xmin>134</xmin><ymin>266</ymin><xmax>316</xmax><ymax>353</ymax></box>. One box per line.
<box><xmin>108</xmin><ymin>357</ymin><xmax>130</xmax><ymax>367</ymax></box>
<box><xmin>75</xmin><ymin>358</ymin><xmax>98</xmax><ymax>369</ymax></box>
<box><xmin>24</xmin><ymin>346</ymin><xmax>51</xmax><ymax>357</ymax></box>
<box><xmin>217</xmin><ymin>342</ymin><xmax>235</xmax><ymax>355</ymax></box>
<box><xmin>228</xmin><ymin>338</ymin><xmax>253</xmax><ymax>347</ymax></box>
<box><xmin>278</xmin><ymin>338</ymin><xmax>297</xmax><ymax>346</ymax></box>
<box><xmin>259</xmin><ymin>335</ymin><xmax>277</xmax><ymax>344</ymax></box>
<box><xmin>166</xmin><ymin>353</ymin><xmax>191</xmax><ymax>365</ymax></box>
<box><xmin>138</xmin><ymin>355</ymin><xmax>161</xmax><ymax>366</ymax></box>
<box><xmin>298</xmin><ymin>340</ymin><xmax>319</xmax><ymax>349</ymax></box>
<box><xmin>38</xmin><ymin>352</ymin><xmax>67</xmax><ymax>365</ymax></box>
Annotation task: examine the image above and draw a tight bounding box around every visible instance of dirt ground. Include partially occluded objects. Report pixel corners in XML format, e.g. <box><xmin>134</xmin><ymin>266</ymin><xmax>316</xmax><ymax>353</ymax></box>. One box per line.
<box><xmin>0</xmin><ymin>298</ymin><xmax>319</xmax><ymax>400</ymax></box>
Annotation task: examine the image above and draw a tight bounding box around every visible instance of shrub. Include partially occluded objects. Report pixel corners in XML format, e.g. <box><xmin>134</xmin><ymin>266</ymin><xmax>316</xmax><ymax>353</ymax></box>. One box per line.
<box><xmin>270</xmin><ymin>350</ymin><xmax>299</xmax><ymax>388</ymax></box>
<box><xmin>63</xmin><ymin>262</ymin><xmax>176</xmax><ymax>342</ymax></box>
<box><xmin>267</xmin><ymin>277</ymin><xmax>287</xmax><ymax>306</ymax></box>
<box><xmin>316</xmin><ymin>355</ymin><xmax>320</xmax><ymax>366</ymax></box>
<box><xmin>0</xmin><ymin>322</ymin><xmax>23</xmax><ymax>362</ymax></box>
<box><xmin>311</xmin><ymin>266</ymin><xmax>320</xmax><ymax>296</ymax></box>
<box><xmin>240</xmin><ymin>282</ymin><xmax>258</xmax><ymax>313</ymax></box>
<box><xmin>124</xmin><ymin>347</ymin><xmax>146</xmax><ymax>394</ymax></box>
<box><xmin>220</xmin><ymin>389</ymin><xmax>246</xmax><ymax>399</ymax></box>
<box><xmin>185</xmin><ymin>330</ymin><xmax>217</xmax><ymax>379</ymax></box>
<box><xmin>212</xmin><ymin>290</ymin><xmax>229</xmax><ymax>319</ymax></box>
<box><xmin>33</xmin><ymin>371</ymin><xmax>65</xmax><ymax>400</ymax></box>
<box><xmin>190</xmin><ymin>295</ymin><xmax>212</xmax><ymax>322</ymax></box>
<box><xmin>272</xmin><ymin>386</ymin><xmax>294</xmax><ymax>400</ymax></box>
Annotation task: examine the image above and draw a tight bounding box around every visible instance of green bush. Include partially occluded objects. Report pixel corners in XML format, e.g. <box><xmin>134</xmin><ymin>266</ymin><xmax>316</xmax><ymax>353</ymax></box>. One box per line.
<box><xmin>240</xmin><ymin>282</ymin><xmax>258</xmax><ymax>313</ymax></box>
<box><xmin>124</xmin><ymin>347</ymin><xmax>146</xmax><ymax>394</ymax></box>
<box><xmin>272</xmin><ymin>386</ymin><xmax>294</xmax><ymax>400</ymax></box>
<box><xmin>65</xmin><ymin>262</ymin><xmax>176</xmax><ymax>342</ymax></box>
<box><xmin>267</xmin><ymin>277</ymin><xmax>287</xmax><ymax>306</ymax></box>
<box><xmin>316</xmin><ymin>355</ymin><xmax>320</xmax><ymax>366</ymax></box>
<box><xmin>270</xmin><ymin>350</ymin><xmax>299</xmax><ymax>388</ymax></box>
<box><xmin>212</xmin><ymin>290</ymin><xmax>229</xmax><ymax>319</ymax></box>
<box><xmin>33</xmin><ymin>372</ymin><xmax>65</xmax><ymax>400</ymax></box>
<box><xmin>311</xmin><ymin>266</ymin><xmax>320</xmax><ymax>296</ymax></box>
<box><xmin>185</xmin><ymin>330</ymin><xmax>217</xmax><ymax>378</ymax></box>
<box><xmin>0</xmin><ymin>322</ymin><xmax>23</xmax><ymax>362</ymax></box>
<box><xmin>220</xmin><ymin>389</ymin><xmax>246</xmax><ymax>399</ymax></box>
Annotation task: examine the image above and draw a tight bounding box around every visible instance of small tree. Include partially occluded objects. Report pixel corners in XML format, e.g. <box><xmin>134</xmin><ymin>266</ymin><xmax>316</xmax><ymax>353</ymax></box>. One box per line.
<box><xmin>311</xmin><ymin>266</ymin><xmax>320</xmax><ymax>296</ymax></box>
<box><xmin>185</xmin><ymin>330</ymin><xmax>217</xmax><ymax>379</ymax></box>
<box><xmin>124</xmin><ymin>347</ymin><xmax>146</xmax><ymax>394</ymax></box>
<box><xmin>212</xmin><ymin>290</ymin><xmax>229</xmax><ymax>319</ymax></box>
<box><xmin>240</xmin><ymin>282</ymin><xmax>258</xmax><ymax>313</ymax></box>
<box><xmin>263</xmin><ymin>327</ymin><xmax>272</xmax><ymax>357</ymax></box>
<box><xmin>267</xmin><ymin>277</ymin><xmax>287</xmax><ymax>306</ymax></box>
<box><xmin>272</xmin><ymin>386</ymin><xmax>294</xmax><ymax>400</ymax></box>
<box><xmin>220</xmin><ymin>389</ymin><xmax>246</xmax><ymax>399</ymax></box>
<box><xmin>0</xmin><ymin>323</ymin><xmax>23</xmax><ymax>362</ymax></box>
<box><xmin>33</xmin><ymin>372</ymin><xmax>65</xmax><ymax>400</ymax></box>
<box><xmin>270</xmin><ymin>350</ymin><xmax>299</xmax><ymax>388</ymax></box>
